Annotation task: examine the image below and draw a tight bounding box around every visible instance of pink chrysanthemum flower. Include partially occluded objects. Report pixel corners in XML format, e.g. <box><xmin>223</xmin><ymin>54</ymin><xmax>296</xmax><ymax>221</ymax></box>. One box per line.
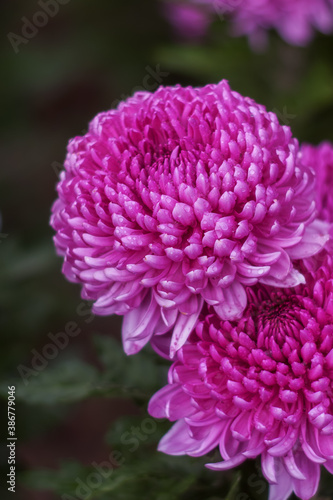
<box><xmin>165</xmin><ymin>0</ymin><xmax>333</xmax><ymax>46</ymax></box>
<box><xmin>149</xmin><ymin>253</ymin><xmax>333</xmax><ymax>500</ymax></box>
<box><xmin>51</xmin><ymin>80</ymin><xmax>327</xmax><ymax>356</ymax></box>
<box><xmin>301</xmin><ymin>142</ymin><xmax>333</xmax><ymax>223</ymax></box>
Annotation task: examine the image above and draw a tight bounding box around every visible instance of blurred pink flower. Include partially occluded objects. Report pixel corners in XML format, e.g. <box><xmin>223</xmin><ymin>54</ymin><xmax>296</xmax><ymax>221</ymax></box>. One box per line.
<box><xmin>163</xmin><ymin>3</ymin><xmax>210</xmax><ymax>39</ymax></box>
<box><xmin>149</xmin><ymin>253</ymin><xmax>333</xmax><ymax>500</ymax></box>
<box><xmin>51</xmin><ymin>80</ymin><xmax>327</xmax><ymax>356</ymax></box>
<box><xmin>165</xmin><ymin>0</ymin><xmax>333</xmax><ymax>46</ymax></box>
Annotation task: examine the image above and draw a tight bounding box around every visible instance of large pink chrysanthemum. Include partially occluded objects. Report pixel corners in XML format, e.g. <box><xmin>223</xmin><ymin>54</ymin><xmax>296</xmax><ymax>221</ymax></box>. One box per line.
<box><xmin>149</xmin><ymin>254</ymin><xmax>333</xmax><ymax>500</ymax></box>
<box><xmin>301</xmin><ymin>141</ymin><xmax>333</xmax><ymax>223</ymax></box>
<box><xmin>165</xmin><ymin>0</ymin><xmax>333</xmax><ymax>46</ymax></box>
<box><xmin>51</xmin><ymin>80</ymin><xmax>327</xmax><ymax>356</ymax></box>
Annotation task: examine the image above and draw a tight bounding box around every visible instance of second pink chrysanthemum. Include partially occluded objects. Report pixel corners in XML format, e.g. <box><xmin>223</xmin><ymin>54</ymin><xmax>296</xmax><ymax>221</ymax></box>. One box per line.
<box><xmin>149</xmin><ymin>253</ymin><xmax>333</xmax><ymax>500</ymax></box>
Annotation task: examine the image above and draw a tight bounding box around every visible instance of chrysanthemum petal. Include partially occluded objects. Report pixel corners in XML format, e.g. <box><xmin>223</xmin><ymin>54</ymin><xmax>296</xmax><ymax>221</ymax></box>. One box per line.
<box><xmin>293</xmin><ymin>453</ymin><xmax>320</xmax><ymax>500</ymax></box>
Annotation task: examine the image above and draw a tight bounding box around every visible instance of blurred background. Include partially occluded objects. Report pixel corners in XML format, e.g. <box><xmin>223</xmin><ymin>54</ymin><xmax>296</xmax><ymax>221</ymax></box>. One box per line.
<box><xmin>1</xmin><ymin>1</ymin><xmax>333</xmax><ymax>499</ymax></box>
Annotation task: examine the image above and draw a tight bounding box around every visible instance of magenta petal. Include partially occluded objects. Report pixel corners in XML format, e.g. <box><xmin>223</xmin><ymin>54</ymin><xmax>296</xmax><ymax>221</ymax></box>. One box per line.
<box><xmin>167</xmin><ymin>392</ymin><xmax>196</xmax><ymax>421</ymax></box>
<box><xmin>202</xmin><ymin>282</ymin><xmax>223</xmax><ymax>306</ymax></box>
<box><xmin>316</xmin><ymin>431</ymin><xmax>333</xmax><ymax>458</ymax></box>
<box><xmin>248</xmin><ymin>245</ymin><xmax>281</xmax><ymax>266</ymax></box>
<box><xmin>268</xmin><ymin>462</ymin><xmax>293</xmax><ymax>500</ymax></box>
<box><xmin>293</xmin><ymin>453</ymin><xmax>320</xmax><ymax>500</ymax></box>
<box><xmin>230</xmin><ymin>411</ymin><xmax>252</xmax><ymax>441</ymax></box>
<box><xmin>148</xmin><ymin>386</ymin><xmax>172</xmax><ymax>419</ymax></box>
<box><xmin>170</xmin><ymin>297</ymin><xmax>203</xmax><ymax>357</ymax></box>
<box><xmin>188</xmin><ymin>422</ymin><xmax>224</xmax><ymax>457</ymax></box>
<box><xmin>160</xmin><ymin>307</ymin><xmax>178</xmax><ymax>328</ymax></box>
<box><xmin>242</xmin><ymin>430</ymin><xmax>265</xmax><ymax>458</ymax></box>
<box><xmin>206</xmin><ymin>453</ymin><xmax>246</xmax><ymax>471</ymax></box>
<box><xmin>267</xmin><ymin>428</ymin><xmax>298</xmax><ymax>457</ymax></box>
<box><xmin>219</xmin><ymin>421</ymin><xmax>247</xmax><ymax>460</ymax></box>
<box><xmin>213</xmin><ymin>280</ymin><xmax>247</xmax><ymax>321</ymax></box>
<box><xmin>148</xmin><ymin>385</ymin><xmax>193</xmax><ymax>420</ymax></box>
<box><xmin>283</xmin><ymin>451</ymin><xmax>306</xmax><ymax>480</ymax></box>
<box><xmin>150</xmin><ymin>331</ymin><xmax>173</xmax><ymax>360</ymax></box>
<box><xmin>148</xmin><ymin>386</ymin><xmax>171</xmax><ymax>419</ymax></box>
<box><xmin>121</xmin><ymin>292</ymin><xmax>159</xmax><ymax>354</ymax></box>
<box><xmin>264</xmin><ymin>249</ymin><xmax>290</xmax><ymax>280</ymax></box>
<box><xmin>259</xmin><ymin>267</ymin><xmax>305</xmax><ymax>288</ymax></box>
<box><xmin>301</xmin><ymin>421</ymin><xmax>326</xmax><ymax>463</ymax></box>
<box><xmin>157</xmin><ymin>420</ymin><xmax>195</xmax><ymax>456</ymax></box>
<box><xmin>262</xmin><ymin>452</ymin><xmax>277</xmax><ymax>483</ymax></box>
<box><xmin>286</xmin><ymin>220</ymin><xmax>329</xmax><ymax>260</ymax></box>
<box><xmin>185</xmin><ymin>412</ymin><xmax>221</xmax><ymax>427</ymax></box>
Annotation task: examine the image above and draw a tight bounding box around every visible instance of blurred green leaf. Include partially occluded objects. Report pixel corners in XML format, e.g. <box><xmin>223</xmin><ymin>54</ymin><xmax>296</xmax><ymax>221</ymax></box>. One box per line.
<box><xmin>94</xmin><ymin>334</ymin><xmax>169</xmax><ymax>400</ymax></box>
<box><xmin>2</xmin><ymin>358</ymin><xmax>99</xmax><ymax>405</ymax></box>
<box><xmin>21</xmin><ymin>452</ymin><xmax>221</xmax><ymax>500</ymax></box>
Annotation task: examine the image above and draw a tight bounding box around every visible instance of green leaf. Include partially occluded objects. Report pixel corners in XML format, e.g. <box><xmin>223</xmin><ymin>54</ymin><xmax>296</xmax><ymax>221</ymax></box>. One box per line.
<box><xmin>94</xmin><ymin>335</ymin><xmax>169</xmax><ymax>400</ymax></box>
<box><xmin>21</xmin><ymin>462</ymin><xmax>85</xmax><ymax>493</ymax></box>
<box><xmin>8</xmin><ymin>358</ymin><xmax>100</xmax><ymax>405</ymax></box>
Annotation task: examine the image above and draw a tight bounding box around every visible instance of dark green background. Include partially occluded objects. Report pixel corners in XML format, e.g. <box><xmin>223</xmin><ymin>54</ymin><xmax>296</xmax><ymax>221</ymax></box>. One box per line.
<box><xmin>1</xmin><ymin>1</ymin><xmax>333</xmax><ymax>499</ymax></box>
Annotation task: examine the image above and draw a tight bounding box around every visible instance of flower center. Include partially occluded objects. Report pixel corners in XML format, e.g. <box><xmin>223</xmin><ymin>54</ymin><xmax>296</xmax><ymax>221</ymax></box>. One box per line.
<box><xmin>253</xmin><ymin>293</ymin><xmax>305</xmax><ymax>351</ymax></box>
